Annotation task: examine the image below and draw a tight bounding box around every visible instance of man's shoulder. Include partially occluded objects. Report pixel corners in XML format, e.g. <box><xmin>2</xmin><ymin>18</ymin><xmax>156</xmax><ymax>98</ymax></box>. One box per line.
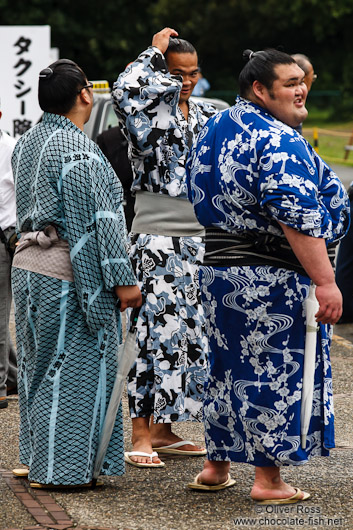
<box><xmin>191</xmin><ymin>98</ymin><xmax>217</xmax><ymax>117</ymax></box>
<box><xmin>52</xmin><ymin>126</ymin><xmax>100</xmax><ymax>155</ymax></box>
<box><xmin>34</xmin><ymin>125</ymin><xmax>104</xmax><ymax>165</ymax></box>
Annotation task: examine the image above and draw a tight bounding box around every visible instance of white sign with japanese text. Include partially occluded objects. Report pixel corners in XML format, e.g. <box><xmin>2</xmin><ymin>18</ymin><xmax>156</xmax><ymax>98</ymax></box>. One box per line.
<box><xmin>0</xmin><ymin>25</ymin><xmax>51</xmax><ymax>137</ymax></box>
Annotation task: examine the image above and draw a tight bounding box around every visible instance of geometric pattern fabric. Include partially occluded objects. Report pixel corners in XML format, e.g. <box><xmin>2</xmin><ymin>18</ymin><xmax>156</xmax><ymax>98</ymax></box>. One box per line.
<box><xmin>11</xmin><ymin>112</ymin><xmax>136</xmax><ymax>484</ymax></box>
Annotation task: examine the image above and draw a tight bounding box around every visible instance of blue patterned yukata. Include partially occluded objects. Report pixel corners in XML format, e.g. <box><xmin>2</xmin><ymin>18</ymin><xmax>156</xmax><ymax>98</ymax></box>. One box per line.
<box><xmin>112</xmin><ymin>47</ymin><xmax>215</xmax><ymax>423</ymax></box>
<box><xmin>11</xmin><ymin>113</ymin><xmax>136</xmax><ymax>485</ymax></box>
<box><xmin>186</xmin><ymin>97</ymin><xmax>350</xmax><ymax>466</ymax></box>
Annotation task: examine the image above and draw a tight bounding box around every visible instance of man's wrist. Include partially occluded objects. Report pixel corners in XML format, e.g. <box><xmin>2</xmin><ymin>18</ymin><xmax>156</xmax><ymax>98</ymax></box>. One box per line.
<box><xmin>150</xmin><ymin>45</ymin><xmax>165</xmax><ymax>57</ymax></box>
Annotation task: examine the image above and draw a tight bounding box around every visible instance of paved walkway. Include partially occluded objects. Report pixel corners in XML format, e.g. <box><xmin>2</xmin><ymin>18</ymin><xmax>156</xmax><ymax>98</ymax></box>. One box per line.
<box><xmin>1</xmin><ymin>326</ymin><xmax>353</xmax><ymax>530</ymax></box>
<box><xmin>3</xmin><ymin>189</ymin><xmax>353</xmax><ymax>530</ymax></box>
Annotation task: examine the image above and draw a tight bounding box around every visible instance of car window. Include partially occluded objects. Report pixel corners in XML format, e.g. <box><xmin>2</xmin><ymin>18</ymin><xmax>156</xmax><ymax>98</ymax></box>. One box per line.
<box><xmin>102</xmin><ymin>102</ymin><xmax>119</xmax><ymax>132</ymax></box>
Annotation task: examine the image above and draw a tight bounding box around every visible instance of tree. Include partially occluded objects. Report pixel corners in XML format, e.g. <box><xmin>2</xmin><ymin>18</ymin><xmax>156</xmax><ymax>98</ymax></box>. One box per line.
<box><xmin>1</xmin><ymin>0</ymin><xmax>352</xmax><ymax>113</ymax></box>
<box><xmin>0</xmin><ymin>0</ymin><xmax>155</xmax><ymax>82</ymax></box>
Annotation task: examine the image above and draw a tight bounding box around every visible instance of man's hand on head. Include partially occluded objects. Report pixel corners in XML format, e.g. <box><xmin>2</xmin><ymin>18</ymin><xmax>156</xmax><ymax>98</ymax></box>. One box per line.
<box><xmin>152</xmin><ymin>27</ymin><xmax>178</xmax><ymax>55</ymax></box>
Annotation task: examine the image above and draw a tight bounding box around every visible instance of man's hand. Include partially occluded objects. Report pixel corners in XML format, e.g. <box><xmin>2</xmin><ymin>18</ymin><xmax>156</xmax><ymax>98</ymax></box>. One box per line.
<box><xmin>314</xmin><ymin>282</ymin><xmax>342</xmax><ymax>325</ymax></box>
<box><xmin>152</xmin><ymin>27</ymin><xmax>178</xmax><ymax>55</ymax></box>
<box><xmin>114</xmin><ymin>285</ymin><xmax>142</xmax><ymax>311</ymax></box>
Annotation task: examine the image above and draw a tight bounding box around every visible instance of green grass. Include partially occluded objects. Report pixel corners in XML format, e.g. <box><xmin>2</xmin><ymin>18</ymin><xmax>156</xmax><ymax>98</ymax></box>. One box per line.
<box><xmin>302</xmin><ymin>106</ymin><xmax>353</xmax><ymax>166</ymax></box>
<box><xmin>303</xmin><ymin>127</ymin><xmax>353</xmax><ymax>166</ymax></box>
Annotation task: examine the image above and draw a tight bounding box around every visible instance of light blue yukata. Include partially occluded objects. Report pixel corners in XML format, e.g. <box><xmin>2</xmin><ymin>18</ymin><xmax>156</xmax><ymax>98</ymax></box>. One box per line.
<box><xmin>112</xmin><ymin>47</ymin><xmax>215</xmax><ymax>423</ymax></box>
<box><xmin>11</xmin><ymin>113</ymin><xmax>136</xmax><ymax>485</ymax></box>
<box><xmin>186</xmin><ymin>97</ymin><xmax>350</xmax><ymax>466</ymax></box>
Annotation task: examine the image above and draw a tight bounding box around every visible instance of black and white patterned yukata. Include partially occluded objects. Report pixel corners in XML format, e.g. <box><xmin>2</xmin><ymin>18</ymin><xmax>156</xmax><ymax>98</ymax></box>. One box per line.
<box><xmin>112</xmin><ymin>46</ymin><xmax>216</xmax><ymax>423</ymax></box>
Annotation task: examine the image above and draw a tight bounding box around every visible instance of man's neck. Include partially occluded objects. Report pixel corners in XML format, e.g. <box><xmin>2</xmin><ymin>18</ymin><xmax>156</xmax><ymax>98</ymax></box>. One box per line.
<box><xmin>62</xmin><ymin>111</ymin><xmax>85</xmax><ymax>131</ymax></box>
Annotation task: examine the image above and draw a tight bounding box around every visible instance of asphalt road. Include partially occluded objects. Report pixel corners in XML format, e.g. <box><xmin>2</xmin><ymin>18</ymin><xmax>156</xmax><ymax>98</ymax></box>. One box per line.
<box><xmin>1</xmin><ymin>164</ymin><xmax>352</xmax><ymax>530</ymax></box>
<box><xmin>331</xmin><ymin>163</ymin><xmax>353</xmax><ymax>188</ymax></box>
<box><xmin>1</xmin><ymin>303</ymin><xmax>353</xmax><ymax>530</ymax></box>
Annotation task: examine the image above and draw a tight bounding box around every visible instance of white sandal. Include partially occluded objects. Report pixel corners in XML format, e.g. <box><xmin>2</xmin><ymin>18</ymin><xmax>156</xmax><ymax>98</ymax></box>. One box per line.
<box><xmin>124</xmin><ymin>451</ymin><xmax>165</xmax><ymax>468</ymax></box>
<box><xmin>152</xmin><ymin>440</ymin><xmax>207</xmax><ymax>456</ymax></box>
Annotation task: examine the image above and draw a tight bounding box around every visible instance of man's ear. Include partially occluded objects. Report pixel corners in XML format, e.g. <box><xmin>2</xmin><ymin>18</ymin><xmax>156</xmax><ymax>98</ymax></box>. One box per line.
<box><xmin>79</xmin><ymin>89</ymin><xmax>91</xmax><ymax>105</ymax></box>
<box><xmin>252</xmin><ymin>80</ymin><xmax>267</xmax><ymax>103</ymax></box>
<box><xmin>0</xmin><ymin>110</ymin><xmax>2</xmax><ymax>120</ymax></box>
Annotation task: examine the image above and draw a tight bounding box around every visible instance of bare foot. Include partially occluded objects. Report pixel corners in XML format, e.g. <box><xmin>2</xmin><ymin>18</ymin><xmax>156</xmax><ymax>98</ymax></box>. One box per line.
<box><xmin>251</xmin><ymin>481</ymin><xmax>301</xmax><ymax>501</ymax></box>
<box><xmin>250</xmin><ymin>466</ymin><xmax>305</xmax><ymax>501</ymax></box>
<box><xmin>129</xmin><ymin>417</ymin><xmax>163</xmax><ymax>465</ymax></box>
<box><xmin>194</xmin><ymin>460</ymin><xmax>231</xmax><ymax>486</ymax></box>
<box><xmin>150</xmin><ymin>422</ymin><xmax>205</xmax><ymax>453</ymax></box>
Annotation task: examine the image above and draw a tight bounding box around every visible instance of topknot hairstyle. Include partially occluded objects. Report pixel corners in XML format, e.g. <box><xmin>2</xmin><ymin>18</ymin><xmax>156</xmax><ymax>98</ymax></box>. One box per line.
<box><xmin>38</xmin><ymin>59</ymin><xmax>88</xmax><ymax>114</ymax></box>
<box><xmin>165</xmin><ymin>37</ymin><xmax>197</xmax><ymax>60</ymax></box>
<box><xmin>239</xmin><ymin>48</ymin><xmax>296</xmax><ymax>97</ymax></box>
